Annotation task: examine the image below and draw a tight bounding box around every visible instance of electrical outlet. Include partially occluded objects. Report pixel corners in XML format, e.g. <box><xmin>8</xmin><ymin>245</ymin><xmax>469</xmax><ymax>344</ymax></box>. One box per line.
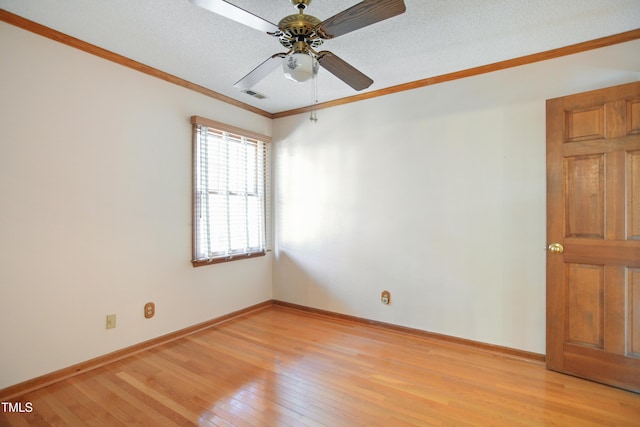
<box><xmin>381</xmin><ymin>290</ymin><xmax>391</xmax><ymax>305</ymax></box>
<box><xmin>144</xmin><ymin>302</ymin><xmax>155</xmax><ymax>319</ymax></box>
<box><xmin>106</xmin><ymin>314</ymin><xmax>116</xmax><ymax>329</ymax></box>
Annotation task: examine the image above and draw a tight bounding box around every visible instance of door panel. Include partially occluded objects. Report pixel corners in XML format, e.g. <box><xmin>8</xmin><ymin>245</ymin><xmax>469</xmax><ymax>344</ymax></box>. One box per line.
<box><xmin>630</xmin><ymin>151</ymin><xmax>640</xmax><ymax>239</ymax></box>
<box><xmin>564</xmin><ymin>155</ymin><xmax>605</xmax><ymax>238</ymax></box>
<box><xmin>564</xmin><ymin>106</ymin><xmax>605</xmax><ymax>141</ymax></box>
<box><xmin>565</xmin><ymin>263</ymin><xmax>604</xmax><ymax>349</ymax></box>
<box><xmin>547</xmin><ymin>81</ymin><xmax>640</xmax><ymax>392</ymax></box>
<box><xmin>626</xmin><ymin>99</ymin><xmax>640</xmax><ymax>134</ymax></box>
<box><xmin>629</xmin><ymin>269</ymin><xmax>640</xmax><ymax>356</ymax></box>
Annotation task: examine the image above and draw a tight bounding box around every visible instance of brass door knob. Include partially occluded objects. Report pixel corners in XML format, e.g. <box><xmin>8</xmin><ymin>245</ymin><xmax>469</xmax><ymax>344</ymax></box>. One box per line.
<box><xmin>548</xmin><ymin>243</ymin><xmax>564</xmax><ymax>254</ymax></box>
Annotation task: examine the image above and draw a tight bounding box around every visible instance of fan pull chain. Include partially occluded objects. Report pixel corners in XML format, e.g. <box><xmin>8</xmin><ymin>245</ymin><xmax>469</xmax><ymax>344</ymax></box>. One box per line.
<box><xmin>309</xmin><ymin>58</ymin><xmax>319</xmax><ymax>123</ymax></box>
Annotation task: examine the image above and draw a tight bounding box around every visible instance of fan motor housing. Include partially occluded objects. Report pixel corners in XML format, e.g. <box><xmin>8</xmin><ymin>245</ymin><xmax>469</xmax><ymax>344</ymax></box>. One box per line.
<box><xmin>278</xmin><ymin>14</ymin><xmax>323</xmax><ymax>49</ymax></box>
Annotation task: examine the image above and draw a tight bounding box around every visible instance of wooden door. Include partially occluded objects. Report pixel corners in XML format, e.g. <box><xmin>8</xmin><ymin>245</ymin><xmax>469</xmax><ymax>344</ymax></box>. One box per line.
<box><xmin>546</xmin><ymin>81</ymin><xmax>640</xmax><ymax>392</ymax></box>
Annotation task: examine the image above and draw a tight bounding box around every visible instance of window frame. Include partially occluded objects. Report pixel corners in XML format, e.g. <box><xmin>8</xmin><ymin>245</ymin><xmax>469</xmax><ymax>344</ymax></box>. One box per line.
<box><xmin>191</xmin><ymin>116</ymin><xmax>271</xmax><ymax>267</ymax></box>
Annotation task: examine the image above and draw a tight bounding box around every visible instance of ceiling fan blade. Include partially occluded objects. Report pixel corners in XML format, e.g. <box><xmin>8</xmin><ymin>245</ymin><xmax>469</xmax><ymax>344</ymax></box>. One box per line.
<box><xmin>189</xmin><ymin>0</ymin><xmax>280</xmax><ymax>34</ymax></box>
<box><xmin>315</xmin><ymin>0</ymin><xmax>406</xmax><ymax>39</ymax></box>
<box><xmin>234</xmin><ymin>53</ymin><xmax>287</xmax><ymax>91</ymax></box>
<box><xmin>317</xmin><ymin>51</ymin><xmax>373</xmax><ymax>91</ymax></box>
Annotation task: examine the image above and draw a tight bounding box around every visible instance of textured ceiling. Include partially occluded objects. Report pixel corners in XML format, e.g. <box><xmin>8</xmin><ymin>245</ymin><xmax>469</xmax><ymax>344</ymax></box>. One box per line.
<box><xmin>1</xmin><ymin>0</ymin><xmax>639</xmax><ymax>114</ymax></box>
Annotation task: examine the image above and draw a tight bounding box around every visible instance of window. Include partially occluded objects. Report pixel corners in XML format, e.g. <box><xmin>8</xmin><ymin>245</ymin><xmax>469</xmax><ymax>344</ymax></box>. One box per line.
<box><xmin>191</xmin><ymin>116</ymin><xmax>271</xmax><ymax>266</ymax></box>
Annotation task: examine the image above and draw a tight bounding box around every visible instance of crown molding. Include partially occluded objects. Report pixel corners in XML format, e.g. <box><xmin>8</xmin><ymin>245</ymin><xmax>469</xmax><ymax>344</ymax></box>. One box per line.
<box><xmin>273</xmin><ymin>28</ymin><xmax>640</xmax><ymax>118</ymax></box>
<box><xmin>2</xmin><ymin>9</ymin><xmax>638</xmax><ymax>120</ymax></box>
<box><xmin>0</xmin><ymin>9</ymin><xmax>273</xmax><ymax>119</ymax></box>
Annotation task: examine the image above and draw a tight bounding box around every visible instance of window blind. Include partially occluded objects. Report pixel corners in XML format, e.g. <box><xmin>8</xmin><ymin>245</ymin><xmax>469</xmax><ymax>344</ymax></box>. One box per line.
<box><xmin>192</xmin><ymin>118</ymin><xmax>271</xmax><ymax>264</ymax></box>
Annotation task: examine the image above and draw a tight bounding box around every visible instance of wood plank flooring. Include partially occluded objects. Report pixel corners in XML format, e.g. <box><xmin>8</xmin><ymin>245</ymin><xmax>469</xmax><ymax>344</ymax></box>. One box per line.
<box><xmin>1</xmin><ymin>305</ymin><xmax>639</xmax><ymax>426</ymax></box>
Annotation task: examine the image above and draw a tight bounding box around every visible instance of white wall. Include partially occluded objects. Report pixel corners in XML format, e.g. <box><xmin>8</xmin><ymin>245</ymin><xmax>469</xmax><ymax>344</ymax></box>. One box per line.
<box><xmin>272</xmin><ymin>40</ymin><xmax>640</xmax><ymax>354</ymax></box>
<box><xmin>0</xmin><ymin>23</ymin><xmax>272</xmax><ymax>389</ymax></box>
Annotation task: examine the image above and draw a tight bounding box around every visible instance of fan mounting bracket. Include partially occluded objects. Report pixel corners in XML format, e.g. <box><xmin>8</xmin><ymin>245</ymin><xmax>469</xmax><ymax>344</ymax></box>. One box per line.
<box><xmin>290</xmin><ymin>0</ymin><xmax>312</xmax><ymax>10</ymax></box>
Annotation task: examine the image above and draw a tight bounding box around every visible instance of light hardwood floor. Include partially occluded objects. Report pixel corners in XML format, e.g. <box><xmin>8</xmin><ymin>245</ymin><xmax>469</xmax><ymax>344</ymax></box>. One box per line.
<box><xmin>1</xmin><ymin>305</ymin><xmax>639</xmax><ymax>426</ymax></box>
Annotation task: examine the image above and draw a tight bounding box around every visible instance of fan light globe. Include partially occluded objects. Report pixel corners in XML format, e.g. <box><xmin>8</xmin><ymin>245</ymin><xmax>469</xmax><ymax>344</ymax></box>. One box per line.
<box><xmin>283</xmin><ymin>52</ymin><xmax>314</xmax><ymax>83</ymax></box>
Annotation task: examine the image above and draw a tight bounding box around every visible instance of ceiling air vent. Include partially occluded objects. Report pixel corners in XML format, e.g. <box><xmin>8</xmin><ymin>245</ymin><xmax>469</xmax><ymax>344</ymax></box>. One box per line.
<box><xmin>242</xmin><ymin>89</ymin><xmax>267</xmax><ymax>99</ymax></box>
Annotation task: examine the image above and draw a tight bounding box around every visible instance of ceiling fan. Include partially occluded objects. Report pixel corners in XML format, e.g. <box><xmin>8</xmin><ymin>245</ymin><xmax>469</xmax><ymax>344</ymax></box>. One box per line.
<box><xmin>188</xmin><ymin>0</ymin><xmax>407</xmax><ymax>92</ymax></box>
